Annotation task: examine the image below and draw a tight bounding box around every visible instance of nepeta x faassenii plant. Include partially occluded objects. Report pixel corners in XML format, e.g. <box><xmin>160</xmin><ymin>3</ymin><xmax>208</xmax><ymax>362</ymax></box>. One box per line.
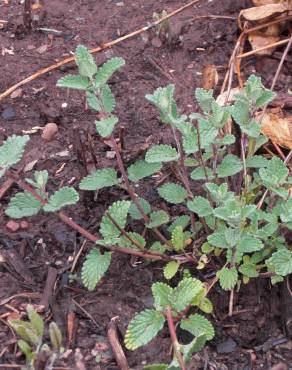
<box><xmin>1</xmin><ymin>45</ymin><xmax>291</xmax><ymax>368</ymax></box>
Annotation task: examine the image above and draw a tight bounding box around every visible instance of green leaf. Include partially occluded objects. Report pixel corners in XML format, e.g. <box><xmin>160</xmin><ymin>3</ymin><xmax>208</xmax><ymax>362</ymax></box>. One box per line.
<box><xmin>86</xmin><ymin>90</ymin><xmax>101</xmax><ymax>111</ymax></box>
<box><xmin>128</xmin><ymin>160</ymin><xmax>162</xmax><ymax>182</ymax></box>
<box><xmin>129</xmin><ymin>198</ymin><xmax>151</xmax><ymax>220</ymax></box>
<box><xmin>180</xmin><ymin>314</ymin><xmax>215</xmax><ymax>340</ymax></box>
<box><xmin>207</xmin><ymin>230</ymin><xmax>228</xmax><ymax>249</ymax></box>
<box><xmin>187</xmin><ymin>197</ymin><xmax>213</xmax><ymax>217</ymax></box>
<box><xmin>255</xmin><ymin>90</ymin><xmax>276</xmax><ymax>108</ymax></box>
<box><xmin>217</xmin><ymin>154</ymin><xmax>243</xmax><ymax>178</ymax></box>
<box><xmin>75</xmin><ymin>45</ymin><xmax>97</xmax><ymax>78</ymax></box>
<box><xmin>49</xmin><ymin>322</ymin><xmax>63</xmax><ymax>350</ymax></box>
<box><xmin>9</xmin><ymin>320</ymin><xmax>40</xmax><ymax>345</ymax></box>
<box><xmin>5</xmin><ymin>191</ymin><xmax>42</xmax><ymax>219</ymax></box>
<box><xmin>81</xmin><ymin>249</ymin><xmax>112</xmax><ymax>290</ymax></box>
<box><xmin>100</xmin><ymin>84</ymin><xmax>116</xmax><ymax>113</ymax></box>
<box><xmin>195</xmin><ymin>88</ymin><xmax>214</xmax><ymax>114</ymax></box>
<box><xmin>152</xmin><ymin>282</ymin><xmax>173</xmax><ymax>311</ymax></box>
<box><xmin>172</xmin><ymin>278</ymin><xmax>203</xmax><ymax>312</ymax></box>
<box><xmin>149</xmin><ymin>242</ymin><xmax>167</xmax><ymax>254</ymax></box>
<box><xmin>198</xmin><ymin>297</ymin><xmax>213</xmax><ymax>314</ymax></box>
<box><xmin>79</xmin><ymin>168</ymin><xmax>119</xmax><ymax>191</ymax></box>
<box><xmin>56</xmin><ymin>74</ymin><xmax>90</xmax><ymax>90</ymax></box>
<box><xmin>279</xmin><ymin>198</ymin><xmax>292</xmax><ymax>223</ymax></box>
<box><xmin>143</xmin><ymin>365</ymin><xmax>168</xmax><ymax>370</ymax></box>
<box><xmin>168</xmin><ymin>216</ymin><xmax>190</xmax><ymax>233</ymax></box>
<box><xmin>215</xmin><ymin>134</ymin><xmax>235</xmax><ymax>146</ymax></box>
<box><xmin>217</xmin><ymin>267</ymin><xmax>238</xmax><ymax>290</ymax></box>
<box><xmin>17</xmin><ymin>340</ymin><xmax>32</xmax><ymax>359</ymax></box>
<box><xmin>205</xmin><ymin>182</ymin><xmax>234</xmax><ymax>204</ymax></box>
<box><xmin>238</xmin><ymin>235</ymin><xmax>263</xmax><ymax>253</ymax></box>
<box><xmin>231</xmin><ymin>95</ymin><xmax>250</xmax><ymax>126</ymax></box>
<box><xmin>259</xmin><ymin>157</ymin><xmax>288</xmax><ymax>187</ymax></box>
<box><xmin>118</xmin><ymin>232</ymin><xmax>146</xmax><ymax>250</ymax></box>
<box><xmin>146</xmin><ymin>84</ymin><xmax>178</xmax><ymax>124</ymax></box>
<box><xmin>246</xmin><ymin>155</ymin><xmax>268</xmax><ymax>168</ymax></box>
<box><xmin>239</xmin><ymin>263</ymin><xmax>259</xmax><ymax>278</ymax></box>
<box><xmin>198</xmin><ymin>118</ymin><xmax>218</xmax><ymax>148</ymax></box>
<box><xmin>147</xmin><ymin>210</ymin><xmax>169</xmax><ymax>228</ymax></box>
<box><xmin>43</xmin><ymin>187</ymin><xmax>79</xmax><ymax>212</ymax></box>
<box><xmin>190</xmin><ymin>167</ymin><xmax>214</xmax><ymax>180</ymax></box>
<box><xmin>95</xmin><ymin>115</ymin><xmax>118</xmax><ymax>138</ymax></box>
<box><xmin>182</xmin><ymin>334</ymin><xmax>207</xmax><ymax>363</ymax></box>
<box><xmin>27</xmin><ymin>170</ymin><xmax>48</xmax><ymax>191</ymax></box>
<box><xmin>26</xmin><ymin>305</ymin><xmax>44</xmax><ymax>338</ymax></box>
<box><xmin>145</xmin><ymin>145</ymin><xmax>178</xmax><ymax>163</ymax></box>
<box><xmin>0</xmin><ymin>135</ymin><xmax>29</xmax><ymax>175</ymax></box>
<box><xmin>268</xmin><ymin>249</ymin><xmax>292</xmax><ymax>276</ymax></box>
<box><xmin>125</xmin><ymin>309</ymin><xmax>165</xmax><ymax>350</ymax></box>
<box><xmin>171</xmin><ymin>226</ymin><xmax>185</xmax><ymax>251</ymax></box>
<box><xmin>100</xmin><ymin>200</ymin><xmax>131</xmax><ymax>240</ymax></box>
<box><xmin>158</xmin><ymin>183</ymin><xmax>187</xmax><ymax>204</ymax></box>
<box><xmin>163</xmin><ymin>261</ymin><xmax>179</xmax><ymax>280</ymax></box>
<box><xmin>94</xmin><ymin>57</ymin><xmax>125</xmax><ymax>87</ymax></box>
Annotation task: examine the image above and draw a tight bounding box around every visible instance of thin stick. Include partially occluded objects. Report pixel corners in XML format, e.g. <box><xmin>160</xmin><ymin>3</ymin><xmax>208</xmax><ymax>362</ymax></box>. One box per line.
<box><xmin>72</xmin><ymin>299</ymin><xmax>100</xmax><ymax>328</ymax></box>
<box><xmin>70</xmin><ymin>240</ymin><xmax>87</xmax><ymax>273</ymax></box>
<box><xmin>237</xmin><ymin>38</ymin><xmax>290</xmax><ymax>59</ymax></box>
<box><xmin>190</xmin><ymin>14</ymin><xmax>236</xmax><ymax>21</ymax></box>
<box><xmin>165</xmin><ymin>307</ymin><xmax>186</xmax><ymax>370</ymax></box>
<box><xmin>228</xmin><ymin>289</ymin><xmax>234</xmax><ymax>317</ymax></box>
<box><xmin>107</xmin><ymin>317</ymin><xmax>130</xmax><ymax>370</ymax></box>
<box><xmin>0</xmin><ymin>0</ymin><xmax>201</xmax><ymax>101</ymax></box>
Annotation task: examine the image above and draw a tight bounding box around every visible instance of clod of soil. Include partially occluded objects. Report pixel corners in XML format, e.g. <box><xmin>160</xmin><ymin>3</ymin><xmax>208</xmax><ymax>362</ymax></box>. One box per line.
<box><xmin>41</xmin><ymin>122</ymin><xmax>58</xmax><ymax>141</ymax></box>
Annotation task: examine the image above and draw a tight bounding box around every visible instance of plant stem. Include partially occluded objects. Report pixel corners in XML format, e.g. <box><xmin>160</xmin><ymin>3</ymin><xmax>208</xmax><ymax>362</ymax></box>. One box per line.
<box><xmin>12</xmin><ymin>177</ymin><xmax>171</xmax><ymax>262</ymax></box>
<box><xmin>105</xmin><ymin>212</ymin><xmax>145</xmax><ymax>251</ymax></box>
<box><xmin>23</xmin><ymin>0</ymin><xmax>32</xmax><ymax>31</ymax></box>
<box><xmin>165</xmin><ymin>307</ymin><xmax>186</xmax><ymax>370</ymax></box>
<box><xmin>171</xmin><ymin>126</ymin><xmax>196</xmax><ymax>232</ymax></box>
<box><xmin>193</xmin><ymin>120</ymin><xmax>209</xmax><ymax>181</ymax></box>
<box><xmin>110</xmin><ymin>135</ymin><xmax>172</xmax><ymax>247</ymax></box>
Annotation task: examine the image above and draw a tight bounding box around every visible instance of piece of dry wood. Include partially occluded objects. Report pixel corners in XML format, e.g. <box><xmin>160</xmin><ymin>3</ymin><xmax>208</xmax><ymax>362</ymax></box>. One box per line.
<box><xmin>39</xmin><ymin>267</ymin><xmax>58</xmax><ymax>308</ymax></box>
<box><xmin>107</xmin><ymin>317</ymin><xmax>130</xmax><ymax>370</ymax></box>
<box><xmin>0</xmin><ymin>0</ymin><xmax>201</xmax><ymax>101</ymax></box>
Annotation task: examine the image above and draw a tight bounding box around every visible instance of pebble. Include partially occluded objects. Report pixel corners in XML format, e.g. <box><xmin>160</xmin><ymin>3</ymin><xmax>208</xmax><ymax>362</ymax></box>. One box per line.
<box><xmin>1</xmin><ymin>105</ymin><xmax>15</xmax><ymax>120</ymax></box>
<box><xmin>41</xmin><ymin>122</ymin><xmax>58</xmax><ymax>141</ymax></box>
<box><xmin>20</xmin><ymin>220</ymin><xmax>29</xmax><ymax>230</ymax></box>
<box><xmin>6</xmin><ymin>220</ymin><xmax>20</xmax><ymax>232</ymax></box>
<box><xmin>217</xmin><ymin>338</ymin><xmax>237</xmax><ymax>354</ymax></box>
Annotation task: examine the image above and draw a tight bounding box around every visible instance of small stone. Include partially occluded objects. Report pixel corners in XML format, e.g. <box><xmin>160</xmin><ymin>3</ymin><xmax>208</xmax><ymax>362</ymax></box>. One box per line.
<box><xmin>41</xmin><ymin>122</ymin><xmax>58</xmax><ymax>141</ymax></box>
<box><xmin>1</xmin><ymin>105</ymin><xmax>15</xmax><ymax>120</ymax></box>
<box><xmin>217</xmin><ymin>338</ymin><xmax>237</xmax><ymax>354</ymax></box>
<box><xmin>6</xmin><ymin>220</ymin><xmax>20</xmax><ymax>232</ymax></box>
<box><xmin>20</xmin><ymin>220</ymin><xmax>29</xmax><ymax>230</ymax></box>
<box><xmin>106</xmin><ymin>151</ymin><xmax>116</xmax><ymax>159</ymax></box>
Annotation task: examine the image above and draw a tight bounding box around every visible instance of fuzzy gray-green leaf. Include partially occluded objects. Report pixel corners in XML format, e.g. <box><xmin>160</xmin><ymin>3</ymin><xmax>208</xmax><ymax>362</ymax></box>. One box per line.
<box><xmin>5</xmin><ymin>191</ymin><xmax>42</xmax><ymax>219</ymax></box>
<box><xmin>180</xmin><ymin>314</ymin><xmax>214</xmax><ymax>340</ymax></box>
<box><xmin>125</xmin><ymin>309</ymin><xmax>165</xmax><ymax>350</ymax></box>
<box><xmin>81</xmin><ymin>249</ymin><xmax>112</xmax><ymax>290</ymax></box>
<box><xmin>147</xmin><ymin>210</ymin><xmax>169</xmax><ymax>228</ymax></box>
<box><xmin>0</xmin><ymin>135</ymin><xmax>29</xmax><ymax>175</ymax></box>
<box><xmin>94</xmin><ymin>57</ymin><xmax>125</xmax><ymax>87</ymax></box>
<box><xmin>217</xmin><ymin>154</ymin><xmax>243</xmax><ymax>178</ymax></box>
<box><xmin>95</xmin><ymin>115</ymin><xmax>118</xmax><ymax>137</ymax></box>
<box><xmin>128</xmin><ymin>160</ymin><xmax>162</xmax><ymax>182</ymax></box>
<box><xmin>145</xmin><ymin>145</ymin><xmax>178</xmax><ymax>163</ymax></box>
<box><xmin>56</xmin><ymin>74</ymin><xmax>90</xmax><ymax>90</ymax></box>
<box><xmin>75</xmin><ymin>45</ymin><xmax>97</xmax><ymax>78</ymax></box>
<box><xmin>158</xmin><ymin>183</ymin><xmax>187</xmax><ymax>204</ymax></box>
<box><xmin>79</xmin><ymin>168</ymin><xmax>119</xmax><ymax>190</ymax></box>
<box><xmin>100</xmin><ymin>200</ymin><xmax>131</xmax><ymax>240</ymax></box>
<box><xmin>43</xmin><ymin>187</ymin><xmax>79</xmax><ymax>212</ymax></box>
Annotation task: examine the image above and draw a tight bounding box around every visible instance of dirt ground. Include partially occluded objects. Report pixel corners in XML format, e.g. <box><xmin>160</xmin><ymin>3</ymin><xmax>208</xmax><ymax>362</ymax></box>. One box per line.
<box><xmin>0</xmin><ymin>0</ymin><xmax>292</xmax><ymax>369</ymax></box>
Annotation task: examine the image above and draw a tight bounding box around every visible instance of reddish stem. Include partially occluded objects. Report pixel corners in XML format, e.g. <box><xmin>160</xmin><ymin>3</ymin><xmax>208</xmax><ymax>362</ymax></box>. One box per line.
<box><xmin>165</xmin><ymin>306</ymin><xmax>186</xmax><ymax>370</ymax></box>
<box><xmin>12</xmin><ymin>177</ymin><xmax>171</xmax><ymax>262</ymax></box>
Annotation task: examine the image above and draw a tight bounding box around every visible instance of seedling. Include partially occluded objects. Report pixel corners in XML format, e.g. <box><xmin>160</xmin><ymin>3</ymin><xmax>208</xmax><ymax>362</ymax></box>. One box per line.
<box><xmin>9</xmin><ymin>305</ymin><xmax>63</xmax><ymax>370</ymax></box>
<box><xmin>125</xmin><ymin>277</ymin><xmax>214</xmax><ymax>369</ymax></box>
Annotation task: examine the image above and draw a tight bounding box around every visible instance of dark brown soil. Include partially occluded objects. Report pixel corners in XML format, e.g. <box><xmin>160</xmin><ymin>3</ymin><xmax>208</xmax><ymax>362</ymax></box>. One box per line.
<box><xmin>0</xmin><ymin>0</ymin><xmax>292</xmax><ymax>369</ymax></box>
